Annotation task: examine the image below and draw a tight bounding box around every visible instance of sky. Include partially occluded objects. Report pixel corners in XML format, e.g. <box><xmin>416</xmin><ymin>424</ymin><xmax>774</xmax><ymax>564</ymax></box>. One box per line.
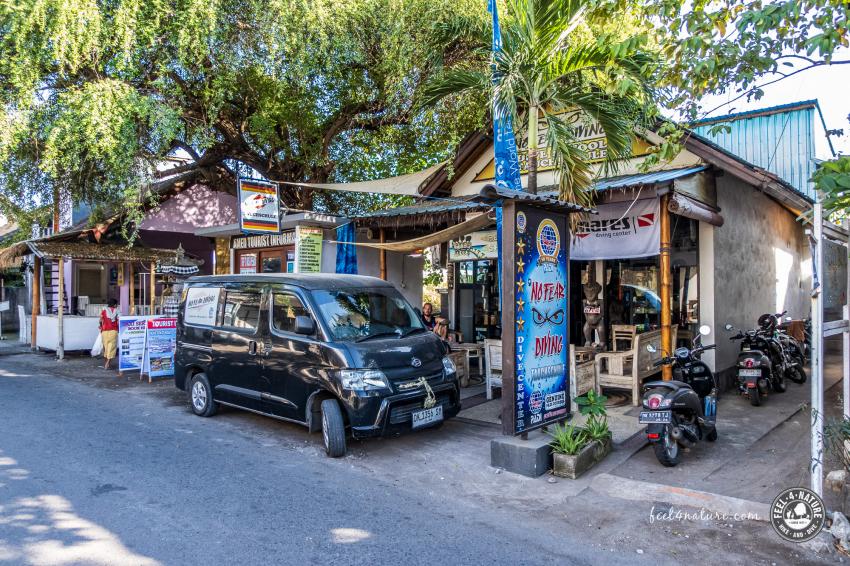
<box><xmin>692</xmin><ymin>50</ymin><xmax>850</xmax><ymax>156</ymax></box>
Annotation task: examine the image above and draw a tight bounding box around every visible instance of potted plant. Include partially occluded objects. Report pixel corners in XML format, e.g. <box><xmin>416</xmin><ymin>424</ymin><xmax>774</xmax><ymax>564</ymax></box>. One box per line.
<box><xmin>576</xmin><ymin>390</ymin><xmax>613</xmax><ymax>460</ymax></box>
<box><xmin>549</xmin><ymin>423</ymin><xmax>593</xmax><ymax>479</ymax></box>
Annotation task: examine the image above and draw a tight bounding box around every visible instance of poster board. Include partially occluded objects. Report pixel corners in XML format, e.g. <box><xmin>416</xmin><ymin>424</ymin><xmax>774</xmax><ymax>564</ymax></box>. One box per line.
<box><xmin>449</xmin><ymin>230</ymin><xmax>498</xmax><ymax>261</ymax></box>
<box><xmin>184</xmin><ymin>287</ymin><xmax>221</xmax><ymax>326</ymax></box>
<box><xmin>118</xmin><ymin>316</ymin><xmax>149</xmax><ymax>373</ymax></box>
<box><xmin>238</xmin><ymin>178</ymin><xmax>280</xmax><ymax>234</ymax></box>
<box><xmin>144</xmin><ymin>317</ymin><xmax>177</xmax><ymax>378</ymax></box>
<box><xmin>295</xmin><ymin>226</ymin><xmax>323</xmax><ymax>273</ymax></box>
<box><xmin>501</xmin><ymin>201</ymin><xmax>570</xmax><ymax>435</ymax></box>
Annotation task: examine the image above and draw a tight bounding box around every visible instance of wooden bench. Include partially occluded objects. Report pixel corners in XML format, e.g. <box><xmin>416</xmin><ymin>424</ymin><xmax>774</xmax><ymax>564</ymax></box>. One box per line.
<box><xmin>594</xmin><ymin>329</ymin><xmax>676</xmax><ymax>405</ymax></box>
<box><xmin>484</xmin><ymin>339</ymin><xmax>502</xmax><ymax>399</ymax></box>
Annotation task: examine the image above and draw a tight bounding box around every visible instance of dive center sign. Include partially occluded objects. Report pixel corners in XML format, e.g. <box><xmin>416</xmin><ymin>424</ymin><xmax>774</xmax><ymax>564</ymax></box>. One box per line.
<box><xmin>571</xmin><ymin>198</ymin><xmax>660</xmax><ymax>260</ymax></box>
<box><xmin>502</xmin><ymin>202</ymin><xmax>570</xmax><ymax>435</ymax></box>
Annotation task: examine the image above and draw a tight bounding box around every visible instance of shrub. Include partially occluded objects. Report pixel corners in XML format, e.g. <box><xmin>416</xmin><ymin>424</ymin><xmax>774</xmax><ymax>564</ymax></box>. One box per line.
<box><xmin>548</xmin><ymin>423</ymin><xmax>588</xmax><ymax>455</ymax></box>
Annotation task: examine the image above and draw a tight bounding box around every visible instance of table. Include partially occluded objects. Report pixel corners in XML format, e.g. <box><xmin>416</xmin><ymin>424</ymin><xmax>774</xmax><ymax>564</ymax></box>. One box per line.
<box><xmin>452</xmin><ymin>342</ymin><xmax>485</xmax><ymax>377</ymax></box>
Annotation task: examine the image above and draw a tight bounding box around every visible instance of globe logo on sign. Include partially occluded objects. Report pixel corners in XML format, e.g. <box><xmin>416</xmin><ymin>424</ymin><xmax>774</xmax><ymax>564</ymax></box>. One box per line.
<box><xmin>536</xmin><ymin>219</ymin><xmax>560</xmax><ymax>264</ymax></box>
<box><xmin>516</xmin><ymin>211</ymin><xmax>527</xmax><ymax>233</ymax></box>
<box><xmin>529</xmin><ymin>390</ymin><xmax>543</xmax><ymax>414</ymax></box>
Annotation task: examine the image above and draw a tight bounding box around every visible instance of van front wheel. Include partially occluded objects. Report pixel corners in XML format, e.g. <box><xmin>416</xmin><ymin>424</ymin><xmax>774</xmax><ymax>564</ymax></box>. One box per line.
<box><xmin>321</xmin><ymin>399</ymin><xmax>346</xmax><ymax>458</ymax></box>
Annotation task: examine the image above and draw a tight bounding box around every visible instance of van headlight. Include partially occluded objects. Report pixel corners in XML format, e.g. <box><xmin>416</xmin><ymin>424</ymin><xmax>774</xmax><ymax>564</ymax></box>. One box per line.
<box><xmin>338</xmin><ymin>369</ymin><xmax>389</xmax><ymax>391</ymax></box>
<box><xmin>442</xmin><ymin>356</ymin><xmax>456</xmax><ymax>376</ymax></box>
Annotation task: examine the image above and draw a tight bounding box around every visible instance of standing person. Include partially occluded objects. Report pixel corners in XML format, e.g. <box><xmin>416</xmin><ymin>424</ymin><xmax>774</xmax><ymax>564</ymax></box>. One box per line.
<box><xmin>99</xmin><ymin>298</ymin><xmax>119</xmax><ymax>370</ymax></box>
<box><xmin>421</xmin><ymin>302</ymin><xmax>437</xmax><ymax>331</ymax></box>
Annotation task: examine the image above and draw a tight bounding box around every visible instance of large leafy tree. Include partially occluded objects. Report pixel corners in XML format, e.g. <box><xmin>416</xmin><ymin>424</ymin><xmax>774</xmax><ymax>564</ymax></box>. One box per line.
<box><xmin>421</xmin><ymin>0</ymin><xmax>658</xmax><ymax>204</ymax></box>
<box><xmin>0</xmin><ymin>0</ymin><xmax>487</xmax><ymax>229</ymax></box>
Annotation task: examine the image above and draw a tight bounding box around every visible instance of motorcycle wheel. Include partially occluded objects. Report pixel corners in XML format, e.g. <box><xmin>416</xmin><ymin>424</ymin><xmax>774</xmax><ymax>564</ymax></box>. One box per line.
<box><xmin>652</xmin><ymin>425</ymin><xmax>680</xmax><ymax>467</ymax></box>
<box><xmin>773</xmin><ymin>374</ymin><xmax>787</xmax><ymax>393</ymax></box>
<box><xmin>748</xmin><ymin>386</ymin><xmax>762</xmax><ymax>406</ymax></box>
<box><xmin>787</xmin><ymin>365</ymin><xmax>807</xmax><ymax>384</ymax></box>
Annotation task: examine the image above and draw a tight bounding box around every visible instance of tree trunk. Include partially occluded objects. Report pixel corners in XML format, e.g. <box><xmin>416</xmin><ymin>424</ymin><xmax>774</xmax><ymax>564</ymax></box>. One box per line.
<box><xmin>527</xmin><ymin>105</ymin><xmax>539</xmax><ymax>194</ymax></box>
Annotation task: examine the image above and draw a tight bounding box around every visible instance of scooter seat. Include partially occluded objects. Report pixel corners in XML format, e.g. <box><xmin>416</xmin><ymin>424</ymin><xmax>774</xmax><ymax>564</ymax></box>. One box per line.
<box><xmin>644</xmin><ymin>380</ymin><xmax>689</xmax><ymax>391</ymax></box>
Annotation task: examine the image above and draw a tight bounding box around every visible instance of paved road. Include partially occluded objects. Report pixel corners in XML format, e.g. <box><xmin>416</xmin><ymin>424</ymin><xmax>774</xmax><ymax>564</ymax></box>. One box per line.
<box><xmin>0</xmin><ymin>357</ymin><xmax>664</xmax><ymax>566</ymax></box>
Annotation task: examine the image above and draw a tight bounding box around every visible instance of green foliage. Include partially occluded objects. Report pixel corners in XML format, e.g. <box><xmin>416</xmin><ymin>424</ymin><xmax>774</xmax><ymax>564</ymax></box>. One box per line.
<box><xmin>549</xmin><ymin>422</ymin><xmax>589</xmax><ymax>455</ymax></box>
<box><xmin>0</xmin><ymin>0</ymin><xmax>488</xmax><ymax>231</ymax></box>
<box><xmin>422</xmin><ymin>0</ymin><xmax>658</xmax><ymax>206</ymax></box>
<box><xmin>584</xmin><ymin>414</ymin><xmax>611</xmax><ymax>442</ymax></box>
<box><xmin>823</xmin><ymin>415</ymin><xmax>850</xmax><ymax>472</ymax></box>
<box><xmin>575</xmin><ymin>389</ymin><xmax>608</xmax><ymax>417</ymax></box>
<box><xmin>637</xmin><ymin>0</ymin><xmax>850</xmax><ymax>121</ymax></box>
<box><xmin>814</xmin><ymin>157</ymin><xmax>850</xmax><ymax>219</ymax></box>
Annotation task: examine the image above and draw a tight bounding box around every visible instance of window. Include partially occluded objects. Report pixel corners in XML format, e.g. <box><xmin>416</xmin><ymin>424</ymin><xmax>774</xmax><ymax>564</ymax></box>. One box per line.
<box><xmin>272</xmin><ymin>293</ymin><xmax>310</xmax><ymax>333</ymax></box>
<box><xmin>222</xmin><ymin>291</ymin><xmax>260</xmax><ymax>330</ymax></box>
<box><xmin>311</xmin><ymin>288</ymin><xmax>424</xmax><ymax>342</ymax></box>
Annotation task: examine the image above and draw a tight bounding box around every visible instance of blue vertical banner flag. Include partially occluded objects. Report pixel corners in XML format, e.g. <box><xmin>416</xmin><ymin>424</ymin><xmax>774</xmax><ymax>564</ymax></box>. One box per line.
<box><xmin>488</xmin><ymin>0</ymin><xmax>523</xmax><ymax>192</ymax></box>
<box><xmin>489</xmin><ymin>0</ymin><xmax>523</xmax><ymax>317</ymax></box>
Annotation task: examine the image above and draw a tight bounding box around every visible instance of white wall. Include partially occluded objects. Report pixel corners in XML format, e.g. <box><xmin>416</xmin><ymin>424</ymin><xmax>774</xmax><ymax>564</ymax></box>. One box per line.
<box><xmin>712</xmin><ymin>176</ymin><xmax>812</xmax><ymax>374</ymax></box>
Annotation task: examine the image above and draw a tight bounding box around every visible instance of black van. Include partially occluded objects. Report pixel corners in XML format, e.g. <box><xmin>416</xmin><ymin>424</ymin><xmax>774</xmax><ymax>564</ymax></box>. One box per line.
<box><xmin>174</xmin><ymin>274</ymin><xmax>461</xmax><ymax>457</ymax></box>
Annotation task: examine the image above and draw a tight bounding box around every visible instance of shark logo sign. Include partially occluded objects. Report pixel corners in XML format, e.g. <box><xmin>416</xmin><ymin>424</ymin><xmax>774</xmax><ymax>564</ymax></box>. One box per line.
<box><xmin>572</xmin><ymin>198</ymin><xmax>660</xmax><ymax>260</ymax></box>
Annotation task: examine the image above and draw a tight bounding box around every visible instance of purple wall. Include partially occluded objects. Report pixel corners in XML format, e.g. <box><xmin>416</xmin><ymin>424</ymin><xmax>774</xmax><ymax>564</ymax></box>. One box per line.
<box><xmin>139</xmin><ymin>184</ymin><xmax>237</xmax><ymax>233</ymax></box>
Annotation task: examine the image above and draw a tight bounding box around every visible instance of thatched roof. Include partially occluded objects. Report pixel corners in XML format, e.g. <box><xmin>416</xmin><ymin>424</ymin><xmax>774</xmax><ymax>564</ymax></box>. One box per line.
<box><xmin>0</xmin><ymin>240</ymin><xmax>189</xmax><ymax>269</ymax></box>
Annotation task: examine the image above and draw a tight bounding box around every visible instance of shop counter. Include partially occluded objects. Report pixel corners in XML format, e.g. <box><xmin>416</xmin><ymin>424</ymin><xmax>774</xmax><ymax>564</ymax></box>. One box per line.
<box><xmin>36</xmin><ymin>315</ymin><xmax>100</xmax><ymax>352</ymax></box>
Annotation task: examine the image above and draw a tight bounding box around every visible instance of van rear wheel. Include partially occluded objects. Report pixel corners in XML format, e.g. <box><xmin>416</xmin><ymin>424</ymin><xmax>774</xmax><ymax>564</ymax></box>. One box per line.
<box><xmin>321</xmin><ymin>399</ymin><xmax>346</xmax><ymax>458</ymax></box>
<box><xmin>190</xmin><ymin>373</ymin><xmax>217</xmax><ymax>417</ymax></box>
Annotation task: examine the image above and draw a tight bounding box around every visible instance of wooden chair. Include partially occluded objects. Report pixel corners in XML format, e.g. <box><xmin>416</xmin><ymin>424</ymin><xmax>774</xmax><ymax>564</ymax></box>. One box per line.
<box><xmin>569</xmin><ymin>345</ymin><xmax>597</xmax><ymax>413</ymax></box>
<box><xmin>448</xmin><ymin>350</ymin><xmax>469</xmax><ymax>387</ymax></box>
<box><xmin>611</xmin><ymin>324</ymin><xmax>637</xmax><ymax>352</ymax></box>
<box><xmin>594</xmin><ymin>329</ymin><xmax>677</xmax><ymax>406</ymax></box>
<box><xmin>484</xmin><ymin>339</ymin><xmax>502</xmax><ymax>399</ymax></box>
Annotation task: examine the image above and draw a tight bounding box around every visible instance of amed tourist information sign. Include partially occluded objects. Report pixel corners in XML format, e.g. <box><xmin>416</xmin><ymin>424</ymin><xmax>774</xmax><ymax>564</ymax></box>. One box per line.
<box><xmin>501</xmin><ymin>201</ymin><xmax>570</xmax><ymax>435</ymax></box>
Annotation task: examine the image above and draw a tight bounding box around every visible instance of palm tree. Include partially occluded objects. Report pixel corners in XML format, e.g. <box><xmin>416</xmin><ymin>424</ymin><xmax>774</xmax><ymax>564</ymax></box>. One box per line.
<box><xmin>421</xmin><ymin>0</ymin><xmax>657</xmax><ymax>204</ymax></box>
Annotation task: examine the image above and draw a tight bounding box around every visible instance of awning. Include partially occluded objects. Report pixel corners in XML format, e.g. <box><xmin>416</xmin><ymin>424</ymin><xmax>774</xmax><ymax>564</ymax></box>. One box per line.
<box><xmin>0</xmin><ymin>240</ymin><xmax>188</xmax><ymax>268</ymax></box>
<box><xmin>333</xmin><ymin>212</ymin><xmax>495</xmax><ymax>253</ymax></box>
<box><xmin>278</xmin><ymin>162</ymin><xmax>446</xmax><ymax>196</ymax></box>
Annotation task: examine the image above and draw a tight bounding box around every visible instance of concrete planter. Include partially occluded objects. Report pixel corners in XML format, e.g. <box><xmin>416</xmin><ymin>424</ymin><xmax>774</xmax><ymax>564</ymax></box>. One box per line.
<box><xmin>551</xmin><ymin>436</ymin><xmax>611</xmax><ymax>479</ymax></box>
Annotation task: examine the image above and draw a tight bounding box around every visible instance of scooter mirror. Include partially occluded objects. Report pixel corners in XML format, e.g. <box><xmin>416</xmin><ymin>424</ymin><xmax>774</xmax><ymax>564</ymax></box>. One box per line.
<box><xmin>724</xmin><ymin>323</ymin><xmax>733</xmax><ymax>331</ymax></box>
<box><xmin>646</xmin><ymin>344</ymin><xmax>657</xmax><ymax>353</ymax></box>
<box><xmin>699</xmin><ymin>325</ymin><xmax>711</xmax><ymax>336</ymax></box>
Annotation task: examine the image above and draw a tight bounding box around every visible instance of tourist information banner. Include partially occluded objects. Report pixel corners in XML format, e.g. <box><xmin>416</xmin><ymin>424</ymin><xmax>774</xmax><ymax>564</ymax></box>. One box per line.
<box><xmin>118</xmin><ymin>316</ymin><xmax>149</xmax><ymax>373</ymax></box>
<box><xmin>502</xmin><ymin>202</ymin><xmax>570</xmax><ymax>435</ymax></box>
<box><xmin>144</xmin><ymin>317</ymin><xmax>177</xmax><ymax>378</ymax></box>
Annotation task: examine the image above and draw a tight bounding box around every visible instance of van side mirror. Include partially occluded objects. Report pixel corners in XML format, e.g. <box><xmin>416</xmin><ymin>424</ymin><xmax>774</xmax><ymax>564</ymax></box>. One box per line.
<box><xmin>294</xmin><ymin>315</ymin><xmax>316</xmax><ymax>336</ymax></box>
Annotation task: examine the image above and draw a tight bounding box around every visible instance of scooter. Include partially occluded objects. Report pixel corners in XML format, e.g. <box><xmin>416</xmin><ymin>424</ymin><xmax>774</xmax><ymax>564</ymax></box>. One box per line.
<box><xmin>640</xmin><ymin>325</ymin><xmax>718</xmax><ymax>467</ymax></box>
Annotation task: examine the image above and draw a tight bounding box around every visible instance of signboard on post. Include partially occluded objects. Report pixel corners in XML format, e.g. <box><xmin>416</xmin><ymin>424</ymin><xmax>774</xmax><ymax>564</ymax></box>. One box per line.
<box><xmin>238</xmin><ymin>178</ymin><xmax>280</xmax><ymax>234</ymax></box>
<box><xmin>449</xmin><ymin>230</ymin><xmax>498</xmax><ymax>261</ymax></box>
<box><xmin>501</xmin><ymin>201</ymin><xmax>570</xmax><ymax>435</ymax></box>
<box><xmin>144</xmin><ymin>317</ymin><xmax>177</xmax><ymax>379</ymax></box>
<box><xmin>295</xmin><ymin>226</ymin><xmax>323</xmax><ymax>273</ymax></box>
<box><xmin>118</xmin><ymin>316</ymin><xmax>149</xmax><ymax>373</ymax></box>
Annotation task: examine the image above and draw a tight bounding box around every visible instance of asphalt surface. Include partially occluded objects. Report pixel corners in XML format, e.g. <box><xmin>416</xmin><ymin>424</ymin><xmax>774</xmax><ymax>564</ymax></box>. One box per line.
<box><xmin>0</xmin><ymin>355</ymin><xmax>666</xmax><ymax>566</ymax></box>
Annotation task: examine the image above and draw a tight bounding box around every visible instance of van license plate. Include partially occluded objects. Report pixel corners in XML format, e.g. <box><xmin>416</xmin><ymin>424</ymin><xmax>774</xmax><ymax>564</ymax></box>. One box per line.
<box><xmin>639</xmin><ymin>411</ymin><xmax>671</xmax><ymax>424</ymax></box>
<box><xmin>738</xmin><ymin>368</ymin><xmax>761</xmax><ymax>377</ymax></box>
<box><xmin>412</xmin><ymin>406</ymin><xmax>443</xmax><ymax>429</ymax></box>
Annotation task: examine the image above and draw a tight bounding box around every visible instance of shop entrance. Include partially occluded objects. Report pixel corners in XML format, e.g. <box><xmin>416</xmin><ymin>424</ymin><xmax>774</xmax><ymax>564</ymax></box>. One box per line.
<box><xmin>454</xmin><ymin>259</ymin><xmax>500</xmax><ymax>343</ymax></box>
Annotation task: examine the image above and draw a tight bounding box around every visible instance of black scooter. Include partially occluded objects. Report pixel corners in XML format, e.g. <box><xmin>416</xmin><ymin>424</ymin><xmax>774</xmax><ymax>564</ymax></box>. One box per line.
<box><xmin>640</xmin><ymin>325</ymin><xmax>718</xmax><ymax>467</ymax></box>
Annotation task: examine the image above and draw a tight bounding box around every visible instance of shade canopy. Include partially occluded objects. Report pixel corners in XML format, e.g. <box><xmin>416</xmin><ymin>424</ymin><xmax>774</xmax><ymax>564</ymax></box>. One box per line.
<box><xmin>278</xmin><ymin>162</ymin><xmax>446</xmax><ymax>196</ymax></box>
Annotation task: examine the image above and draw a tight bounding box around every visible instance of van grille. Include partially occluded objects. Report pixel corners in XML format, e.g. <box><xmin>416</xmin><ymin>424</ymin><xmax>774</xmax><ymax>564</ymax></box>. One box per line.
<box><xmin>392</xmin><ymin>371</ymin><xmax>443</xmax><ymax>393</ymax></box>
<box><xmin>389</xmin><ymin>393</ymin><xmax>453</xmax><ymax>425</ymax></box>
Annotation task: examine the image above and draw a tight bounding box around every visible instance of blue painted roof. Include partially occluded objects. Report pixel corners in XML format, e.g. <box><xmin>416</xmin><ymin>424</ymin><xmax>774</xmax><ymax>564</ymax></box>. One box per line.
<box><xmin>691</xmin><ymin>100</ymin><xmax>832</xmax><ymax>199</ymax></box>
<box><xmin>540</xmin><ymin>166</ymin><xmax>708</xmax><ymax>197</ymax></box>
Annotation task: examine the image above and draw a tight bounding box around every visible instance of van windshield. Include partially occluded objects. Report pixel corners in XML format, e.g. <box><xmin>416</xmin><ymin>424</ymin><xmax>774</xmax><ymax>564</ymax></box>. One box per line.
<box><xmin>311</xmin><ymin>288</ymin><xmax>425</xmax><ymax>342</ymax></box>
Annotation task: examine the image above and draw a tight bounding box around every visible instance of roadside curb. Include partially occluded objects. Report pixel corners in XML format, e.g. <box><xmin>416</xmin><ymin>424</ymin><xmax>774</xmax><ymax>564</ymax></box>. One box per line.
<box><xmin>591</xmin><ymin>473</ymin><xmax>770</xmax><ymax>522</ymax></box>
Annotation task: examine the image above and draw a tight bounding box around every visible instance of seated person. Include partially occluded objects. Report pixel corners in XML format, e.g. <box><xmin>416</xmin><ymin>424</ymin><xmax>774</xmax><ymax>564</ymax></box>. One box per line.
<box><xmin>421</xmin><ymin>302</ymin><xmax>437</xmax><ymax>331</ymax></box>
<box><xmin>434</xmin><ymin>317</ymin><xmax>449</xmax><ymax>340</ymax></box>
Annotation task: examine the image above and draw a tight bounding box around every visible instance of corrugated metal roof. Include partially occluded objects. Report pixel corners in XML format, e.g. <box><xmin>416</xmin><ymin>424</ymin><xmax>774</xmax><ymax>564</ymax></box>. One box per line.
<box><xmin>691</xmin><ymin>104</ymin><xmax>817</xmax><ymax>199</ymax></box>
<box><xmin>356</xmin><ymin>198</ymin><xmax>488</xmax><ymax>219</ymax></box>
<box><xmin>539</xmin><ymin>166</ymin><xmax>708</xmax><ymax>197</ymax></box>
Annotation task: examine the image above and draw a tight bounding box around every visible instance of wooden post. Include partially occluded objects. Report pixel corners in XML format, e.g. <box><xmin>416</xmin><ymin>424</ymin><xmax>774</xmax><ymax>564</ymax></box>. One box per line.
<box><xmin>129</xmin><ymin>262</ymin><xmax>135</xmax><ymax>315</ymax></box>
<box><xmin>379</xmin><ymin>228</ymin><xmax>387</xmax><ymax>280</ymax></box>
<box><xmin>57</xmin><ymin>257</ymin><xmax>65</xmax><ymax>360</ymax></box>
<box><xmin>660</xmin><ymin>193</ymin><xmax>673</xmax><ymax>381</ymax></box>
<box><xmin>149</xmin><ymin>262</ymin><xmax>156</xmax><ymax>314</ymax></box>
<box><xmin>31</xmin><ymin>256</ymin><xmax>41</xmax><ymax>349</ymax></box>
